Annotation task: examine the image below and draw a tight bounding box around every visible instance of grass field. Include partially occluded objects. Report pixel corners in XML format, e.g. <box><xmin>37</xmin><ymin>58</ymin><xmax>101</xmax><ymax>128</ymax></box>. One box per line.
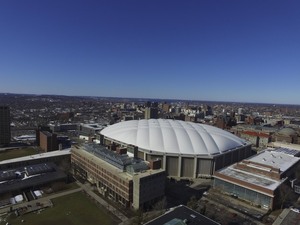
<box><xmin>4</xmin><ymin>192</ymin><xmax>120</xmax><ymax>225</ymax></box>
<box><xmin>0</xmin><ymin>147</ymin><xmax>38</xmax><ymax>161</ymax></box>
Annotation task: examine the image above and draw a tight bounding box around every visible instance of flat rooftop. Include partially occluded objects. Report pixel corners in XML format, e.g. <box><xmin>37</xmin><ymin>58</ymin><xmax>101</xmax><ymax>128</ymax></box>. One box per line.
<box><xmin>0</xmin><ymin>149</ymin><xmax>71</xmax><ymax>165</ymax></box>
<box><xmin>41</xmin><ymin>131</ymin><xmax>53</xmax><ymax>137</ymax></box>
<box><xmin>81</xmin><ymin>123</ymin><xmax>105</xmax><ymax>130</ymax></box>
<box><xmin>216</xmin><ymin>166</ymin><xmax>284</xmax><ymax>193</ymax></box>
<box><xmin>145</xmin><ymin>205</ymin><xmax>220</xmax><ymax>225</ymax></box>
<box><xmin>72</xmin><ymin>146</ymin><xmax>132</xmax><ymax>181</ymax></box>
<box><xmin>0</xmin><ymin>162</ymin><xmax>66</xmax><ymax>194</ymax></box>
<box><xmin>273</xmin><ymin>147</ymin><xmax>300</xmax><ymax>157</ymax></box>
<box><xmin>72</xmin><ymin>144</ymin><xmax>164</xmax><ymax>180</ymax></box>
<box><xmin>246</xmin><ymin>149</ymin><xmax>300</xmax><ymax>173</ymax></box>
<box><xmin>215</xmin><ymin>149</ymin><xmax>300</xmax><ymax>193</ymax></box>
<box><xmin>268</xmin><ymin>141</ymin><xmax>300</xmax><ymax>151</ymax></box>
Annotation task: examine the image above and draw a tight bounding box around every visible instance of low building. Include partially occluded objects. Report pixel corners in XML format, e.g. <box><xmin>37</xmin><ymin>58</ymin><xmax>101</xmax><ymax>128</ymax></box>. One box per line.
<box><xmin>273</xmin><ymin>208</ymin><xmax>300</xmax><ymax>225</ymax></box>
<box><xmin>49</xmin><ymin>123</ymin><xmax>78</xmax><ymax>132</ymax></box>
<box><xmin>231</xmin><ymin>125</ymin><xmax>275</xmax><ymax>149</ymax></box>
<box><xmin>239</xmin><ymin>130</ymin><xmax>271</xmax><ymax>148</ymax></box>
<box><xmin>273</xmin><ymin>127</ymin><xmax>299</xmax><ymax>144</ymax></box>
<box><xmin>145</xmin><ymin>205</ymin><xmax>220</xmax><ymax>225</ymax></box>
<box><xmin>0</xmin><ymin>149</ymin><xmax>71</xmax><ymax>170</ymax></box>
<box><xmin>78</xmin><ymin>123</ymin><xmax>105</xmax><ymax>136</ymax></box>
<box><xmin>57</xmin><ymin>136</ymin><xmax>71</xmax><ymax>149</ymax></box>
<box><xmin>213</xmin><ymin>148</ymin><xmax>300</xmax><ymax>210</ymax></box>
<box><xmin>71</xmin><ymin>143</ymin><xmax>166</xmax><ymax>209</ymax></box>
<box><xmin>0</xmin><ymin>162</ymin><xmax>67</xmax><ymax>195</ymax></box>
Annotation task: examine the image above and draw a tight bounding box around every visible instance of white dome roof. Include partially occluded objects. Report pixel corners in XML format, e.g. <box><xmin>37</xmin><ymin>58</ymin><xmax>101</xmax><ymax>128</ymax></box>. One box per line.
<box><xmin>100</xmin><ymin>119</ymin><xmax>247</xmax><ymax>156</ymax></box>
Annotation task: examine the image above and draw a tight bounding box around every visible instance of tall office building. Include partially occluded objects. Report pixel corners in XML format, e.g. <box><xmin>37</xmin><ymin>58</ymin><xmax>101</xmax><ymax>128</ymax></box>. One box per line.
<box><xmin>0</xmin><ymin>106</ymin><xmax>11</xmax><ymax>146</ymax></box>
<box><xmin>39</xmin><ymin>131</ymin><xmax>58</xmax><ymax>152</ymax></box>
<box><xmin>144</xmin><ymin>102</ymin><xmax>158</xmax><ymax>119</ymax></box>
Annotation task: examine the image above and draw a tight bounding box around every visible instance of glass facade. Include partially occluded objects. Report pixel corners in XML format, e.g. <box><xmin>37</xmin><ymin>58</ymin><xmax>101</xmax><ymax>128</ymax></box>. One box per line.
<box><xmin>214</xmin><ymin>179</ymin><xmax>272</xmax><ymax>209</ymax></box>
<box><xmin>294</xmin><ymin>184</ymin><xmax>300</xmax><ymax>194</ymax></box>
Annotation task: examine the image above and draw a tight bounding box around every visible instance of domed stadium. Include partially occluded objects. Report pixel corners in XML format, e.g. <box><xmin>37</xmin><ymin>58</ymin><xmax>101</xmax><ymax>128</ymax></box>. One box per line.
<box><xmin>100</xmin><ymin>119</ymin><xmax>253</xmax><ymax>178</ymax></box>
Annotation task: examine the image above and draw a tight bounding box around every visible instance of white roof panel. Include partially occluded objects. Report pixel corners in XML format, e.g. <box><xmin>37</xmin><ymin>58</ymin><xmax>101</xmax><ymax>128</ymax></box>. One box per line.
<box><xmin>248</xmin><ymin>150</ymin><xmax>300</xmax><ymax>173</ymax></box>
<box><xmin>101</xmin><ymin>119</ymin><xmax>248</xmax><ymax>156</ymax></box>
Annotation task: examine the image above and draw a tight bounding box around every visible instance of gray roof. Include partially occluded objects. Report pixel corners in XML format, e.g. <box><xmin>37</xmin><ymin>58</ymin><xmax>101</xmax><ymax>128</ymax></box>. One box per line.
<box><xmin>145</xmin><ymin>205</ymin><xmax>220</xmax><ymax>225</ymax></box>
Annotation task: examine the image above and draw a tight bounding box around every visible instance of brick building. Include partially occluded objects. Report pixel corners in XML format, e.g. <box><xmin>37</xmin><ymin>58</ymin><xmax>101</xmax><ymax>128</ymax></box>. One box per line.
<box><xmin>40</xmin><ymin>131</ymin><xmax>58</xmax><ymax>152</ymax></box>
<box><xmin>239</xmin><ymin>130</ymin><xmax>271</xmax><ymax>148</ymax></box>
<box><xmin>273</xmin><ymin>127</ymin><xmax>299</xmax><ymax>144</ymax></box>
<box><xmin>71</xmin><ymin>143</ymin><xmax>166</xmax><ymax>209</ymax></box>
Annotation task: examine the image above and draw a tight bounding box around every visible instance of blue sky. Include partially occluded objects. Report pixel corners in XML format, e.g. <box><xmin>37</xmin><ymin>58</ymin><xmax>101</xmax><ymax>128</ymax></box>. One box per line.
<box><xmin>0</xmin><ymin>0</ymin><xmax>299</xmax><ymax>104</ymax></box>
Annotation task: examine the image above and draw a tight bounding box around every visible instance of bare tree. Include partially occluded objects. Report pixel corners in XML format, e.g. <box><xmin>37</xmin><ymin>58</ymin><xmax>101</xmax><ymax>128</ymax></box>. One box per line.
<box><xmin>278</xmin><ymin>183</ymin><xmax>294</xmax><ymax>209</ymax></box>
<box><xmin>153</xmin><ymin>197</ymin><xmax>167</xmax><ymax>211</ymax></box>
<box><xmin>131</xmin><ymin>209</ymin><xmax>144</xmax><ymax>225</ymax></box>
<box><xmin>187</xmin><ymin>195</ymin><xmax>198</xmax><ymax>210</ymax></box>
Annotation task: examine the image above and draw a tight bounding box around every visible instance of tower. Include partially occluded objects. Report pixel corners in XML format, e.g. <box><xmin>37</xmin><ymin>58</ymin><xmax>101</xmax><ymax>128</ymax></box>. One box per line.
<box><xmin>0</xmin><ymin>106</ymin><xmax>11</xmax><ymax>146</ymax></box>
<box><xmin>144</xmin><ymin>102</ymin><xmax>158</xmax><ymax>119</ymax></box>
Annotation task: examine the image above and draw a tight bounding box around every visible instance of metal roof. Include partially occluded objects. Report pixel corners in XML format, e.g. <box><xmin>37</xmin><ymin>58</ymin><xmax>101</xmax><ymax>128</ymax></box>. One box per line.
<box><xmin>0</xmin><ymin>149</ymin><xmax>71</xmax><ymax>165</ymax></box>
<box><xmin>248</xmin><ymin>150</ymin><xmax>300</xmax><ymax>173</ymax></box>
<box><xmin>273</xmin><ymin>148</ymin><xmax>300</xmax><ymax>157</ymax></box>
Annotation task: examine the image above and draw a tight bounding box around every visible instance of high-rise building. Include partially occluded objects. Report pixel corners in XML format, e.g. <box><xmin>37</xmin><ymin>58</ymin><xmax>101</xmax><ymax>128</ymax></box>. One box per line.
<box><xmin>144</xmin><ymin>102</ymin><xmax>158</xmax><ymax>119</ymax></box>
<box><xmin>39</xmin><ymin>131</ymin><xmax>58</xmax><ymax>152</ymax></box>
<box><xmin>0</xmin><ymin>106</ymin><xmax>11</xmax><ymax>146</ymax></box>
<box><xmin>145</xmin><ymin>107</ymin><xmax>158</xmax><ymax>119</ymax></box>
<box><xmin>36</xmin><ymin>126</ymin><xmax>52</xmax><ymax>146</ymax></box>
<box><xmin>162</xmin><ymin>102</ymin><xmax>170</xmax><ymax>113</ymax></box>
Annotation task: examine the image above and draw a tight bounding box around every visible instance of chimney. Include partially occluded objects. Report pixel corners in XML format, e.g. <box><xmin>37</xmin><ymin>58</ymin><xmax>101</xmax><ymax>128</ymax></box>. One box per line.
<box><xmin>149</xmin><ymin>159</ymin><xmax>161</xmax><ymax>170</ymax></box>
<box><xmin>116</xmin><ymin>147</ymin><xmax>127</xmax><ymax>155</ymax></box>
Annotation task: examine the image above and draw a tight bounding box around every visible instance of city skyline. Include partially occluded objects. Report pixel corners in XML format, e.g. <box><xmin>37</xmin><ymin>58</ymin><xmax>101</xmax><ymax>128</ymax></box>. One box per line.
<box><xmin>0</xmin><ymin>1</ymin><xmax>300</xmax><ymax>104</ymax></box>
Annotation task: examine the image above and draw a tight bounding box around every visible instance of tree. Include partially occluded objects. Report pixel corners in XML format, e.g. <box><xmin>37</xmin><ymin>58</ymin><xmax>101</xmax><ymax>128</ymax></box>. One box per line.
<box><xmin>200</xmin><ymin>205</ymin><xmax>206</xmax><ymax>215</ymax></box>
<box><xmin>278</xmin><ymin>183</ymin><xmax>294</xmax><ymax>209</ymax></box>
<box><xmin>187</xmin><ymin>195</ymin><xmax>198</xmax><ymax>210</ymax></box>
<box><xmin>152</xmin><ymin>197</ymin><xmax>167</xmax><ymax>211</ymax></box>
<box><xmin>131</xmin><ymin>209</ymin><xmax>144</xmax><ymax>225</ymax></box>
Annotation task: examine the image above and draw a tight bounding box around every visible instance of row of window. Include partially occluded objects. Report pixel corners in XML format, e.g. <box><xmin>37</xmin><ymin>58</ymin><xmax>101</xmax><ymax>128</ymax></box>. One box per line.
<box><xmin>214</xmin><ymin>179</ymin><xmax>271</xmax><ymax>208</ymax></box>
<box><xmin>72</xmin><ymin>151</ymin><xmax>132</xmax><ymax>199</ymax></box>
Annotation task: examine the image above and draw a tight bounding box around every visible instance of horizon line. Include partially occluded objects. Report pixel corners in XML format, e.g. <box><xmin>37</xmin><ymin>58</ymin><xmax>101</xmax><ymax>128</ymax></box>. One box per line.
<box><xmin>0</xmin><ymin>92</ymin><xmax>299</xmax><ymax>107</ymax></box>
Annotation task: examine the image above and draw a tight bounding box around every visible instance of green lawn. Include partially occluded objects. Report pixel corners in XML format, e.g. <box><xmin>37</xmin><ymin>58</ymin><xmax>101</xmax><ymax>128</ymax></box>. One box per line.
<box><xmin>5</xmin><ymin>192</ymin><xmax>120</xmax><ymax>225</ymax></box>
<box><xmin>0</xmin><ymin>147</ymin><xmax>38</xmax><ymax>161</ymax></box>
